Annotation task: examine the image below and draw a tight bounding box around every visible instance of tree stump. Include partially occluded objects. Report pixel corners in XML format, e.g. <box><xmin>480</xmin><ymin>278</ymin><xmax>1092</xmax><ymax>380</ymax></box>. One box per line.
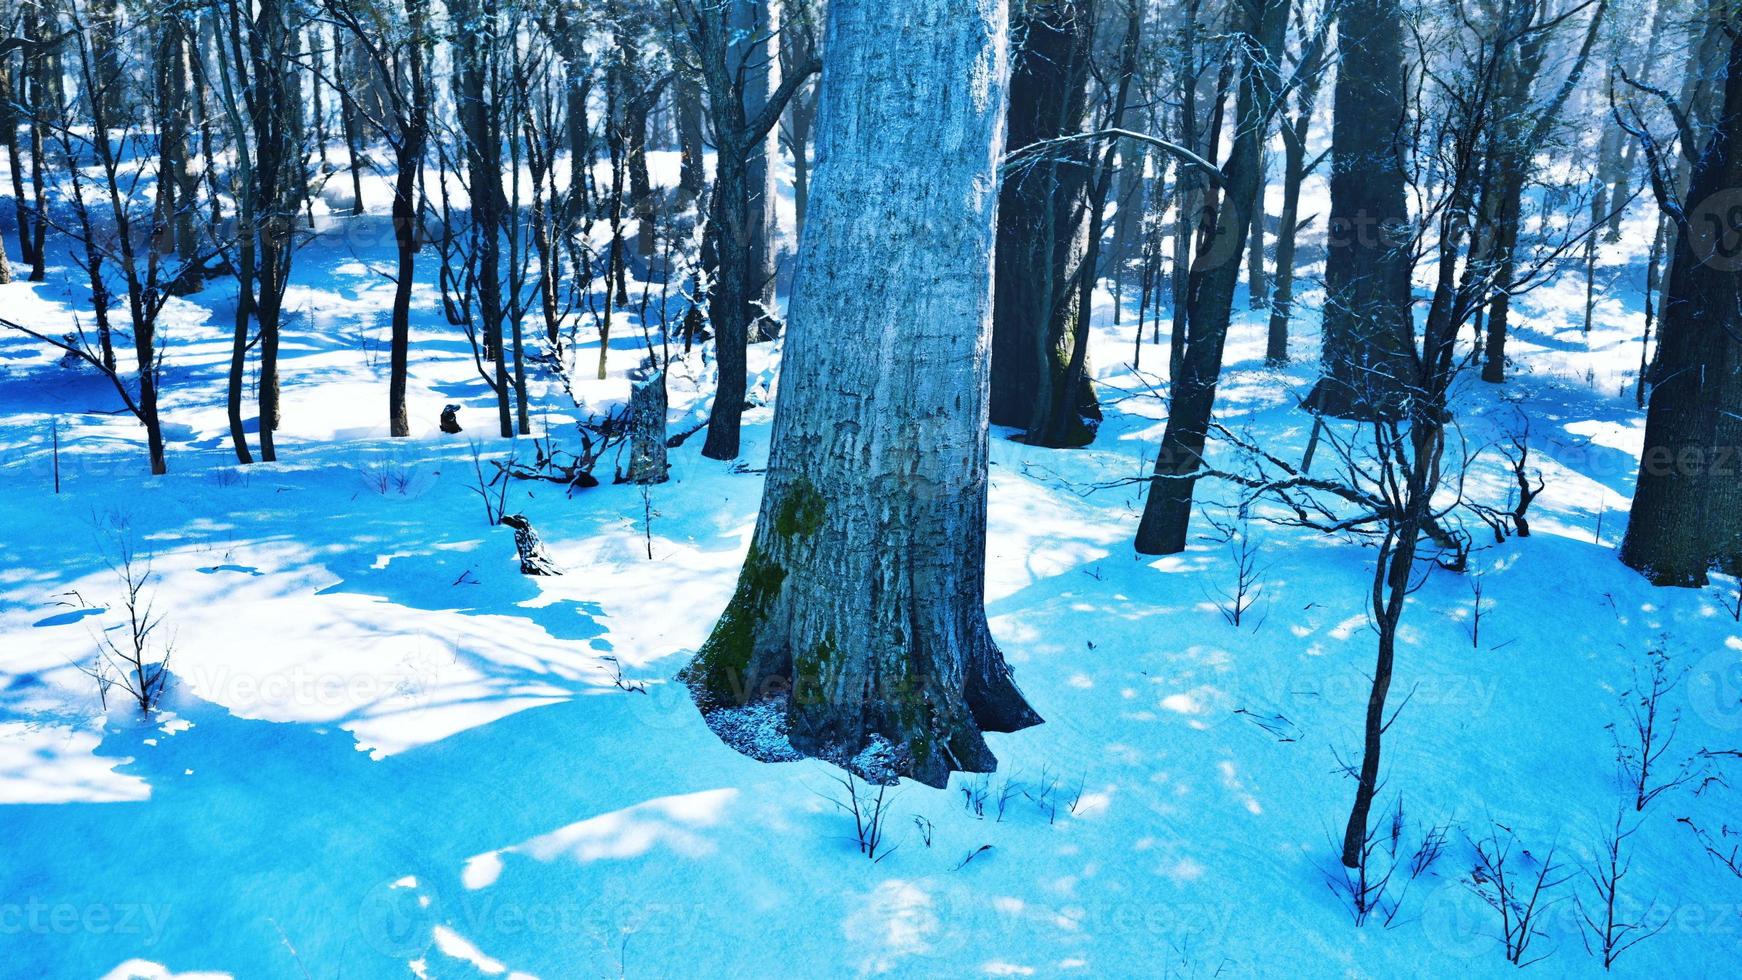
<box><xmin>439</xmin><ymin>404</ymin><xmax>463</xmax><ymax>434</ymax></box>
<box><xmin>498</xmin><ymin>514</ymin><xmax>561</xmax><ymax>575</ymax></box>
<box><xmin>622</xmin><ymin>361</ymin><xmax>670</xmax><ymax>485</ymax></box>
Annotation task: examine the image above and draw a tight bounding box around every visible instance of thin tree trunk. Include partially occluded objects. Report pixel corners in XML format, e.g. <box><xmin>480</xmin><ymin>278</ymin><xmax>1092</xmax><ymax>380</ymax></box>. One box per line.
<box><xmin>1246</xmin><ymin>142</ymin><xmax>1268</xmax><ymax>310</ymax></box>
<box><xmin>335</xmin><ymin>24</ymin><xmax>367</xmax><ymax>216</ymax></box>
<box><xmin>700</xmin><ymin>147</ymin><xmax>751</xmax><ymax>459</ymax></box>
<box><xmin>730</xmin><ymin>0</ymin><xmax>781</xmax><ymax>341</ymax></box>
<box><xmin>1479</xmin><ymin>0</ymin><xmax>1608</xmax><ymax>385</ymax></box>
<box><xmin>783</xmin><ymin>83</ymin><xmax>814</xmax><ymax>238</ymax></box>
<box><xmin>683</xmin><ymin>0</ymin><xmax>819</xmax><ymax>460</ymax></box>
<box><xmin>675</xmin><ymin>71</ymin><xmax>706</xmax><ymax>207</ymax></box>
<box><xmin>1034</xmin><ymin>0</ymin><xmax>1140</xmax><ymax>448</ymax></box>
<box><xmin>1135</xmin><ymin>0</ymin><xmax>1286</xmax><ymax>556</ymax></box>
<box><xmin>388</xmin><ymin>0</ymin><xmax>432</xmax><ymax>437</ymax></box>
<box><xmin>1266</xmin><ymin>129</ymin><xmax>1309</xmax><ymax>364</ymax></box>
<box><xmin>1264</xmin><ymin>10</ymin><xmax>1329</xmax><ymax>365</ymax></box>
<box><xmin>454</xmin><ymin>0</ymin><xmax>512</xmax><ymax>437</ymax></box>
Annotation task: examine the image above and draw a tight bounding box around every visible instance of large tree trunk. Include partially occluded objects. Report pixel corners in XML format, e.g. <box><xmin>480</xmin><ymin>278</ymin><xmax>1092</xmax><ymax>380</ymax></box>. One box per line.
<box><xmin>1652</xmin><ymin>3</ymin><xmax>1732</xmax><ymax>337</ymax></box>
<box><xmin>1135</xmin><ymin>0</ymin><xmax>1287</xmax><ymax>556</ymax></box>
<box><xmin>1621</xmin><ymin>25</ymin><xmax>1742</xmax><ymax>587</ymax></box>
<box><xmin>1304</xmin><ymin>0</ymin><xmax>1415</xmax><ymax>420</ymax></box>
<box><xmin>989</xmin><ymin>0</ymin><xmax>1098</xmax><ymax>445</ymax></box>
<box><xmin>683</xmin><ymin>0</ymin><xmax>1039</xmax><ymax>788</ymax></box>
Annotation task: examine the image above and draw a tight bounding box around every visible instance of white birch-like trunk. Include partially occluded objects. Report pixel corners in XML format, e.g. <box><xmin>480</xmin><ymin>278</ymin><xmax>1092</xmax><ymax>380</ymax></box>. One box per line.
<box><xmin>683</xmin><ymin>0</ymin><xmax>1039</xmax><ymax>788</ymax></box>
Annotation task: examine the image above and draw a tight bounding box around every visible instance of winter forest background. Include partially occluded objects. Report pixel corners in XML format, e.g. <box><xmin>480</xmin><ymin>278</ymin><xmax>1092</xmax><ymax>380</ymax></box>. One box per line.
<box><xmin>2</xmin><ymin>0</ymin><xmax>1742</xmax><ymax>975</ymax></box>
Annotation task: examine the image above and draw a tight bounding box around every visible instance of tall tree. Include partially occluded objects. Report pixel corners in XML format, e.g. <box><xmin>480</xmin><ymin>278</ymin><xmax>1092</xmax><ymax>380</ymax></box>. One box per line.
<box><xmin>0</xmin><ymin>23</ymin><xmax>46</xmax><ymax>281</ymax></box>
<box><xmin>324</xmin><ymin>0</ymin><xmax>432</xmax><ymax>437</ymax></box>
<box><xmin>1619</xmin><ymin>18</ymin><xmax>1742</xmax><ymax>586</ymax></box>
<box><xmin>451</xmin><ymin>0</ymin><xmax>515</xmax><ymax>438</ymax></box>
<box><xmin>990</xmin><ymin>0</ymin><xmax>1101</xmax><ymax>448</ymax></box>
<box><xmin>682</xmin><ymin>0</ymin><xmax>1040</xmax><ymax>788</ymax></box>
<box><xmin>778</xmin><ymin>0</ymin><xmax>819</xmax><ymax>238</ymax></box>
<box><xmin>12</xmin><ymin>4</ymin><xmax>51</xmax><ymax>283</ymax></box>
<box><xmin>153</xmin><ymin>12</ymin><xmax>201</xmax><ymax>292</ymax></box>
<box><xmin>1304</xmin><ymin>0</ymin><xmax>1417</xmax><ymax>420</ymax></box>
<box><xmin>675</xmin><ymin>0</ymin><xmax>817</xmax><ymax>461</ymax></box>
<box><xmin>729</xmin><ymin>0</ymin><xmax>782</xmax><ymax>338</ymax></box>
<box><xmin>1034</xmin><ymin>0</ymin><xmax>1142</xmax><ymax>449</ymax></box>
<box><xmin>248</xmin><ymin>0</ymin><xmax>306</xmax><ymax>461</ymax></box>
<box><xmin>1476</xmin><ymin>0</ymin><xmax>1607</xmax><ymax>384</ymax></box>
<box><xmin>1134</xmin><ymin>0</ymin><xmax>1288</xmax><ymax>556</ymax></box>
<box><xmin>1264</xmin><ymin>0</ymin><xmax>1332</xmax><ymax>365</ymax></box>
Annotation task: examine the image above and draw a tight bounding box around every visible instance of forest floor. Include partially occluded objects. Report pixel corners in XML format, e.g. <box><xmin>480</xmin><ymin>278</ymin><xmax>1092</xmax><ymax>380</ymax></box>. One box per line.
<box><xmin>3</xmin><ymin>154</ymin><xmax>1742</xmax><ymax>978</ymax></box>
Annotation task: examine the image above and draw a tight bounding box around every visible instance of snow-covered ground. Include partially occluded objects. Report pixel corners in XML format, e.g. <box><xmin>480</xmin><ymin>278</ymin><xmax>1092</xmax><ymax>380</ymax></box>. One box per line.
<box><xmin>3</xmin><ymin>150</ymin><xmax>1741</xmax><ymax>978</ymax></box>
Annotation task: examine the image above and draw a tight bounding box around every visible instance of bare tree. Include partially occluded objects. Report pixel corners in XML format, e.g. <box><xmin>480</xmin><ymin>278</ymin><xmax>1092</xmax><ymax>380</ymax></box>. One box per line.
<box><xmin>1577</xmin><ymin>810</ymin><xmax>1668</xmax><ymax>969</ymax></box>
<box><xmin>75</xmin><ymin>537</ymin><xmax>174</xmax><ymax>715</ymax></box>
<box><xmin>1134</xmin><ymin>0</ymin><xmax>1289</xmax><ymax>555</ymax></box>
<box><xmin>320</xmin><ymin>0</ymin><xmax>434</xmax><ymax>438</ymax></box>
<box><xmin>673</xmin><ymin>0</ymin><xmax>818</xmax><ymax>461</ymax></box>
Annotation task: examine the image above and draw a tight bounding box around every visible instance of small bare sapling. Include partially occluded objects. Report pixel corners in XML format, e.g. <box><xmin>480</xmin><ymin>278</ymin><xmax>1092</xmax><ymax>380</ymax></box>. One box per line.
<box><xmin>469</xmin><ymin>439</ymin><xmax>512</xmax><ymax>526</ymax></box>
<box><xmin>961</xmin><ymin>775</ymin><xmax>988</xmax><ymax>819</ymax></box>
<box><xmin>826</xmin><ymin>773</ymin><xmax>895</xmax><ymax>862</ymax></box>
<box><xmin>1611</xmin><ymin>645</ymin><xmax>1697</xmax><ymax>812</ymax></box>
<box><xmin>1466</xmin><ymin>572</ymin><xmax>1488</xmax><ymax>648</ymax></box>
<box><xmin>1577</xmin><ymin>810</ymin><xmax>1667</xmax><ymax>969</ymax></box>
<box><xmin>1466</xmin><ymin>826</ymin><xmax>1573</xmax><ymax>967</ymax></box>
<box><xmin>1715</xmin><ymin>575</ymin><xmax>1742</xmax><ymax>622</ymax></box>
<box><xmin>1201</xmin><ymin>506</ymin><xmax>1269</xmax><ymax>629</ymax></box>
<box><xmin>76</xmin><ymin>539</ymin><xmax>174</xmax><ymax>714</ymax></box>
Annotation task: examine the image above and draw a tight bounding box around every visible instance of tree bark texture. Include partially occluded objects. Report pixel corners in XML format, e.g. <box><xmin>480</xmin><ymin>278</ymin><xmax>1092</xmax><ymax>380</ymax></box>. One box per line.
<box><xmin>1305</xmin><ymin>0</ymin><xmax>1415</xmax><ymax>420</ymax></box>
<box><xmin>683</xmin><ymin>0</ymin><xmax>1040</xmax><ymax>788</ymax></box>
<box><xmin>989</xmin><ymin>0</ymin><xmax>1099</xmax><ymax>445</ymax></box>
<box><xmin>1621</xmin><ymin>25</ymin><xmax>1742</xmax><ymax>586</ymax></box>
<box><xmin>1134</xmin><ymin>0</ymin><xmax>1287</xmax><ymax>556</ymax></box>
